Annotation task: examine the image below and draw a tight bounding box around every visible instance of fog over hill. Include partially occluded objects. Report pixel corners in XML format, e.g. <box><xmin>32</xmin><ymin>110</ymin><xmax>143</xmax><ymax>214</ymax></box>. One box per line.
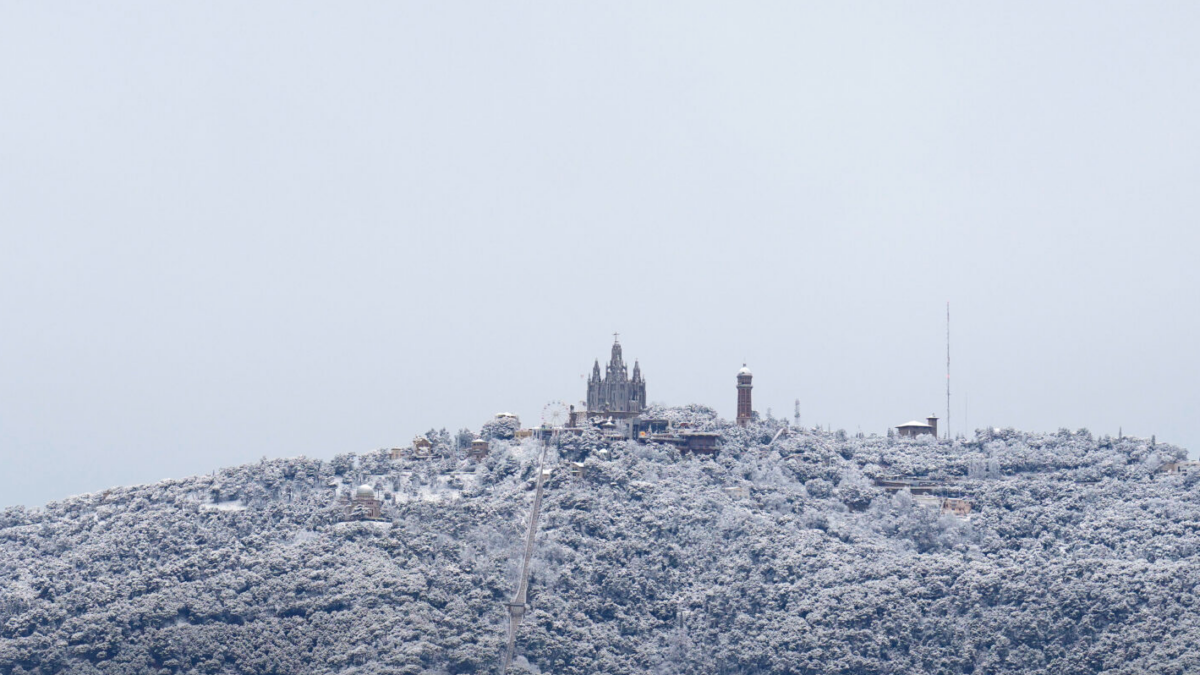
<box><xmin>2</xmin><ymin>409</ymin><xmax>1198</xmax><ymax>675</ymax></box>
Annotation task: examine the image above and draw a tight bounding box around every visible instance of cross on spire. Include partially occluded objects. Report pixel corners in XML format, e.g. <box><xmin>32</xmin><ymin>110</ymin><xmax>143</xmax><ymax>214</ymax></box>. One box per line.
<box><xmin>613</xmin><ymin>332</ymin><xmax>620</xmax><ymax>343</ymax></box>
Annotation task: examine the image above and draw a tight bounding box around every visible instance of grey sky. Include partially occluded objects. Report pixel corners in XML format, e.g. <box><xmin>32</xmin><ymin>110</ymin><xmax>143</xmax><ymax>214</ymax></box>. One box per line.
<box><xmin>2</xmin><ymin>3</ymin><xmax>1197</xmax><ymax>508</ymax></box>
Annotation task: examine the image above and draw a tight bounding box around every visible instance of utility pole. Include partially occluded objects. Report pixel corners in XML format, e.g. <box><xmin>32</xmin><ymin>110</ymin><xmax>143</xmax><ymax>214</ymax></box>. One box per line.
<box><xmin>946</xmin><ymin>301</ymin><xmax>951</xmax><ymax>441</ymax></box>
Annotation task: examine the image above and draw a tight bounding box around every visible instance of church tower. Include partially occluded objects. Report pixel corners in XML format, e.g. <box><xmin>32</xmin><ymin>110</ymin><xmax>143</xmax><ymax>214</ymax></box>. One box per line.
<box><xmin>736</xmin><ymin>364</ymin><xmax>753</xmax><ymax>426</ymax></box>
<box><xmin>586</xmin><ymin>335</ymin><xmax>646</xmax><ymax>416</ymax></box>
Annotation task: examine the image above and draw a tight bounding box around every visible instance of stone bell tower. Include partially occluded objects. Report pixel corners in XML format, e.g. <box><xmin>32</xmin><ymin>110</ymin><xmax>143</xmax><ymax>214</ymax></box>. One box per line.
<box><xmin>736</xmin><ymin>364</ymin><xmax>753</xmax><ymax>426</ymax></box>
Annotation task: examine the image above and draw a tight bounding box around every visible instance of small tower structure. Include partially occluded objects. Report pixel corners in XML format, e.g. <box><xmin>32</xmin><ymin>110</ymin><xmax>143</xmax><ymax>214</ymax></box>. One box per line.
<box><xmin>469</xmin><ymin>438</ymin><xmax>489</xmax><ymax>461</ymax></box>
<box><xmin>736</xmin><ymin>364</ymin><xmax>753</xmax><ymax>426</ymax></box>
<box><xmin>348</xmin><ymin>484</ymin><xmax>382</xmax><ymax>520</ymax></box>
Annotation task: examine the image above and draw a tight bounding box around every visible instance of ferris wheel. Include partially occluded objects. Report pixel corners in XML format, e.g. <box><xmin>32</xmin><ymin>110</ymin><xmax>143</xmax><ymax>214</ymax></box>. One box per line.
<box><xmin>541</xmin><ymin>400</ymin><xmax>570</xmax><ymax>428</ymax></box>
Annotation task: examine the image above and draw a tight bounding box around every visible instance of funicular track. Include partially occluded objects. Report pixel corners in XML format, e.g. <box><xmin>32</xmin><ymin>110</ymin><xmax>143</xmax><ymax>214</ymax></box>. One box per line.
<box><xmin>500</xmin><ymin>438</ymin><xmax>551</xmax><ymax>672</ymax></box>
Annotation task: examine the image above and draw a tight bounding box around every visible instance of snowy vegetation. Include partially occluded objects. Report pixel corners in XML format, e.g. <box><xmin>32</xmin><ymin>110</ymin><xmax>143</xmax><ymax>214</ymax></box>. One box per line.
<box><xmin>1</xmin><ymin>413</ymin><xmax>1197</xmax><ymax>675</ymax></box>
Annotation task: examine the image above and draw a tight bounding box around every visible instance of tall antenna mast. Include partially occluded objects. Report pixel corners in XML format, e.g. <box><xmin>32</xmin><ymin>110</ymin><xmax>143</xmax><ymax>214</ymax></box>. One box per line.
<box><xmin>946</xmin><ymin>301</ymin><xmax>951</xmax><ymax>440</ymax></box>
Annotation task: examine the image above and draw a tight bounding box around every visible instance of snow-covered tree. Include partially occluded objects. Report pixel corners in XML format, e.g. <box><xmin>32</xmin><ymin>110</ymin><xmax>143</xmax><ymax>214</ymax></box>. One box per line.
<box><xmin>0</xmin><ymin>413</ymin><xmax>1195</xmax><ymax>675</ymax></box>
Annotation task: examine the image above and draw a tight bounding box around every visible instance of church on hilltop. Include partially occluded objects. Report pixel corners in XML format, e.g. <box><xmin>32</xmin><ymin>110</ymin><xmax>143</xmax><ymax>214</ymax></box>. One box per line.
<box><xmin>586</xmin><ymin>335</ymin><xmax>646</xmax><ymax>419</ymax></box>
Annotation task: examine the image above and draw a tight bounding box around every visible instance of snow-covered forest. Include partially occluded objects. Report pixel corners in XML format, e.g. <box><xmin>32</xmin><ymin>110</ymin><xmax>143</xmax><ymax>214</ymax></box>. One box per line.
<box><xmin>1</xmin><ymin>409</ymin><xmax>1197</xmax><ymax>675</ymax></box>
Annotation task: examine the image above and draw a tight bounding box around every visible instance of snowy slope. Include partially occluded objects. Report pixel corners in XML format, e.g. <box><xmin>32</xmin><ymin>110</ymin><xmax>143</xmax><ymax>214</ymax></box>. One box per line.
<box><xmin>1</xmin><ymin>413</ymin><xmax>1197</xmax><ymax>675</ymax></box>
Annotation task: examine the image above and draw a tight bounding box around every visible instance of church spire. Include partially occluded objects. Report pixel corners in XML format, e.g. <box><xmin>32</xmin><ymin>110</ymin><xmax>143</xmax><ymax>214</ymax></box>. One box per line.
<box><xmin>586</xmin><ymin>334</ymin><xmax>645</xmax><ymax>416</ymax></box>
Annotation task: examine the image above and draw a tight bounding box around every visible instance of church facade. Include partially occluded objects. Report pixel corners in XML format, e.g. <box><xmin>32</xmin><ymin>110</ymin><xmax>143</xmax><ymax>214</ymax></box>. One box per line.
<box><xmin>586</xmin><ymin>337</ymin><xmax>646</xmax><ymax>417</ymax></box>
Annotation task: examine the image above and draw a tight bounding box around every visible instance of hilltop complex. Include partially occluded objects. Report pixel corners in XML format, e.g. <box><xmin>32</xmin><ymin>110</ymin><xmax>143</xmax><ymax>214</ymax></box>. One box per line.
<box><xmin>6</xmin><ymin>335</ymin><xmax>1192</xmax><ymax>674</ymax></box>
<box><xmin>1</xmin><ymin>416</ymin><xmax>1193</xmax><ymax>675</ymax></box>
<box><xmin>579</xmin><ymin>335</ymin><xmax>752</xmax><ymax>439</ymax></box>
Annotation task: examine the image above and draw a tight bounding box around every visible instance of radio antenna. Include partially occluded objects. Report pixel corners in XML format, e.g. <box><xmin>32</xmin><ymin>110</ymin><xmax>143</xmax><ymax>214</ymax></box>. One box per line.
<box><xmin>946</xmin><ymin>301</ymin><xmax>951</xmax><ymax>440</ymax></box>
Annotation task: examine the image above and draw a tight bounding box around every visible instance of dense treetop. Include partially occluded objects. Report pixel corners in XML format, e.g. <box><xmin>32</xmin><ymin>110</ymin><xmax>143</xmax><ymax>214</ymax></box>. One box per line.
<box><xmin>1</xmin><ymin>411</ymin><xmax>1196</xmax><ymax>675</ymax></box>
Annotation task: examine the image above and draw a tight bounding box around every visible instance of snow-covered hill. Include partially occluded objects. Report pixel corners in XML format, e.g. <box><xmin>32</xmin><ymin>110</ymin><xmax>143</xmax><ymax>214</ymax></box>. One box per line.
<box><xmin>2</xmin><ymin>411</ymin><xmax>1197</xmax><ymax>674</ymax></box>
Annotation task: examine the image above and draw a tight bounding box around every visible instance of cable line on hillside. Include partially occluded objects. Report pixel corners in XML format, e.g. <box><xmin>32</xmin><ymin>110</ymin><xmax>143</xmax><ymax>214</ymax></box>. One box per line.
<box><xmin>500</xmin><ymin>436</ymin><xmax>551</xmax><ymax>672</ymax></box>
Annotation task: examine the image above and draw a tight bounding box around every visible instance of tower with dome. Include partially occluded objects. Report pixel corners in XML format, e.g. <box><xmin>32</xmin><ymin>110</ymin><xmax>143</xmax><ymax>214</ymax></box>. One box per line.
<box><xmin>347</xmin><ymin>484</ymin><xmax>382</xmax><ymax>520</ymax></box>
<box><xmin>736</xmin><ymin>364</ymin><xmax>754</xmax><ymax>426</ymax></box>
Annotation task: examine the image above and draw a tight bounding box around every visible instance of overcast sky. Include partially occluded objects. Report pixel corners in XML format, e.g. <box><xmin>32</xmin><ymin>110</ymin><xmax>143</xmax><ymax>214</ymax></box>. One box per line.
<box><xmin>2</xmin><ymin>3</ymin><xmax>1197</xmax><ymax>507</ymax></box>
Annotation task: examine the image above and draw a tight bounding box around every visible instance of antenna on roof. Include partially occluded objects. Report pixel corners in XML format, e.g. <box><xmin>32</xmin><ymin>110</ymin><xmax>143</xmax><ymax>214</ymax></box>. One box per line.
<box><xmin>946</xmin><ymin>301</ymin><xmax>951</xmax><ymax>441</ymax></box>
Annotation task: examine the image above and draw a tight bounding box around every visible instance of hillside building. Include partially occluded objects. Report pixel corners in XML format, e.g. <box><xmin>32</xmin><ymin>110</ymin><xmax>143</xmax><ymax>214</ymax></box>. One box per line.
<box><xmin>632</xmin><ymin>418</ymin><xmax>670</xmax><ymax>439</ymax></box>
<box><xmin>468</xmin><ymin>438</ymin><xmax>489</xmax><ymax>461</ymax></box>
<box><xmin>913</xmin><ymin>495</ymin><xmax>973</xmax><ymax>518</ymax></box>
<box><xmin>639</xmin><ymin>430</ymin><xmax>721</xmax><ymax>455</ymax></box>
<box><xmin>897</xmin><ymin>416</ymin><xmax>939</xmax><ymax>438</ymax></box>
<box><xmin>1157</xmin><ymin>460</ymin><xmax>1200</xmax><ymax>475</ymax></box>
<box><xmin>941</xmin><ymin>497</ymin><xmax>972</xmax><ymax>517</ymax></box>
<box><xmin>391</xmin><ymin>436</ymin><xmax>433</xmax><ymax>460</ymax></box>
<box><xmin>412</xmin><ymin>437</ymin><xmax>433</xmax><ymax>458</ymax></box>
